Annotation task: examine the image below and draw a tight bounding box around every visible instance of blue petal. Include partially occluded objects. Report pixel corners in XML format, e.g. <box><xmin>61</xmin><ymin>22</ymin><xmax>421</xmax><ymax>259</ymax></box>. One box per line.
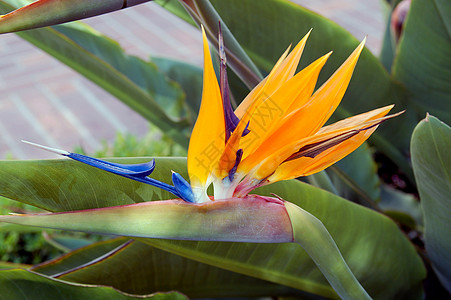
<box><xmin>172</xmin><ymin>171</ymin><xmax>195</xmax><ymax>203</ymax></box>
<box><xmin>68</xmin><ymin>153</ymin><xmax>155</xmax><ymax>177</ymax></box>
<box><xmin>22</xmin><ymin>141</ymin><xmax>190</xmax><ymax>202</ymax></box>
<box><xmin>228</xmin><ymin>149</ymin><xmax>243</xmax><ymax>181</ymax></box>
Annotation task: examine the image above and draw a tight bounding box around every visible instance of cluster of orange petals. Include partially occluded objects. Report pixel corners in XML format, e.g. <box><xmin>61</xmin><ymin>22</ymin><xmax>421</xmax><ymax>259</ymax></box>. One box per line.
<box><xmin>188</xmin><ymin>27</ymin><xmax>398</xmax><ymax>203</ymax></box>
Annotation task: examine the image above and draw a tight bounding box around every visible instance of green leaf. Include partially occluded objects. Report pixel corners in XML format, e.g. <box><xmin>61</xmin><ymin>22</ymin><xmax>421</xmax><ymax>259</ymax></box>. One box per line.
<box><xmin>392</xmin><ymin>0</ymin><xmax>451</xmax><ymax>125</ymax></box>
<box><xmin>0</xmin><ymin>261</ymin><xmax>30</xmax><ymax>270</ymax></box>
<box><xmin>378</xmin><ymin>0</ymin><xmax>398</xmax><ymax>72</ymax></box>
<box><xmin>142</xmin><ymin>180</ymin><xmax>425</xmax><ymax>300</ymax></box>
<box><xmin>0</xmin><ymin>0</ymin><xmax>192</xmax><ymax>147</ymax></box>
<box><xmin>152</xmin><ymin>57</ymin><xmax>203</xmax><ymax>115</ymax></box>
<box><xmin>44</xmin><ymin>234</ymin><xmax>97</xmax><ymax>252</ymax></box>
<box><xmin>306</xmin><ymin>171</ymin><xmax>338</xmax><ymax>196</ymax></box>
<box><xmin>411</xmin><ymin>114</ymin><xmax>451</xmax><ymax>293</ymax></box>
<box><xmin>33</xmin><ymin>237</ymin><xmax>129</xmax><ymax>276</ymax></box>
<box><xmin>155</xmin><ymin>0</ymin><xmax>196</xmax><ymax>26</ymax></box>
<box><xmin>33</xmin><ymin>237</ymin><xmax>302</xmax><ymax>297</ymax></box>
<box><xmin>0</xmin><ymin>268</ymin><xmax>187</xmax><ymax>299</ymax></box>
<box><xmin>0</xmin><ymin>158</ymin><xmax>426</xmax><ymax>299</ymax></box>
<box><xmin>327</xmin><ymin>143</ymin><xmax>381</xmax><ymax>208</ymax></box>
<box><xmin>379</xmin><ymin>184</ymin><xmax>422</xmax><ymax>229</ymax></box>
<box><xmin>285</xmin><ymin>202</ymin><xmax>371</xmax><ymax>299</ymax></box>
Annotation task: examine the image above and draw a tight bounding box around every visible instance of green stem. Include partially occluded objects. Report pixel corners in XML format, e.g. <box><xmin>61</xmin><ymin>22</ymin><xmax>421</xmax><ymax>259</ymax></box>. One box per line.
<box><xmin>284</xmin><ymin>201</ymin><xmax>371</xmax><ymax>300</ymax></box>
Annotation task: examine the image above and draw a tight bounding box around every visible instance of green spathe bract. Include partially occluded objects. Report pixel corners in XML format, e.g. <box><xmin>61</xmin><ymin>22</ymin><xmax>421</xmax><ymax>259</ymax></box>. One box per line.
<box><xmin>0</xmin><ymin>196</ymin><xmax>293</xmax><ymax>243</ymax></box>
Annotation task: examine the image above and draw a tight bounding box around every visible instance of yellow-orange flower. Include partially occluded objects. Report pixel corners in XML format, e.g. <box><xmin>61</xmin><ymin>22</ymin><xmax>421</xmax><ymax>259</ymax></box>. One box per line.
<box><xmin>188</xmin><ymin>27</ymin><xmax>399</xmax><ymax>203</ymax></box>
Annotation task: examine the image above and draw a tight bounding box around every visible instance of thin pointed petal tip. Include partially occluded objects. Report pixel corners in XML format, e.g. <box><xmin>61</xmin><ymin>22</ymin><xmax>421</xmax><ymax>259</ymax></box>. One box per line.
<box><xmin>172</xmin><ymin>171</ymin><xmax>195</xmax><ymax>203</ymax></box>
<box><xmin>22</xmin><ymin>140</ymin><xmax>69</xmax><ymax>156</ymax></box>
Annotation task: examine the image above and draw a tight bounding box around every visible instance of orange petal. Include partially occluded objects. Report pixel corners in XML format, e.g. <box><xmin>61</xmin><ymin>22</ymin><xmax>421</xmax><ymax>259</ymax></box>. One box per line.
<box><xmin>267</xmin><ymin>106</ymin><xmax>398</xmax><ymax>181</ymax></box>
<box><xmin>211</xmin><ymin>31</ymin><xmax>313</xmax><ymax>181</ymax></box>
<box><xmin>235</xmin><ymin>30</ymin><xmax>312</xmax><ymax>118</ymax></box>
<box><xmin>270</xmin><ymin>128</ymin><xmax>377</xmax><ymax>181</ymax></box>
<box><xmin>187</xmin><ymin>26</ymin><xmax>225</xmax><ymax>200</ymax></box>
<box><xmin>238</xmin><ymin>52</ymin><xmax>332</xmax><ymax>165</ymax></box>
<box><xmin>237</xmin><ymin>39</ymin><xmax>366</xmax><ymax>177</ymax></box>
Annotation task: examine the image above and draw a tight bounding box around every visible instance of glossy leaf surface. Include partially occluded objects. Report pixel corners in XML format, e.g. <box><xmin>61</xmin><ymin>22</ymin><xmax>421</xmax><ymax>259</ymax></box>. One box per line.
<box><xmin>393</xmin><ymin>0</ymin><xmax>451</xmax><ymax>125</ymax></box>
<box><xmin>411</xmin><ymin>115</ymin><xmax>451</xmax><ymax>292</ymax></box>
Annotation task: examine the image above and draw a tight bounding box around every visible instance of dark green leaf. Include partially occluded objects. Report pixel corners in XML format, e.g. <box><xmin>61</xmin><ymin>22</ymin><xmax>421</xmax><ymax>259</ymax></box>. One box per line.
<box><xmin>379</xmin><ymin>184</ymin><xmax>422</xmax><ymax>228</ymax></box>
<box><xmin>411</xmin><ymin>115</ymin><xmax>451</xmax><ymax>293</ymax></box>
<box><xmin>155</xmin><ymin>0</ymin><xmax>196</xmax><ymax>26</ymax></box>
<box><xmin>392</xmin><ymin>0</ymin><xmax>451</xmax><ymax>125</ymax></box>
<box><xmin>44</xmin><ymin>234</ymin><xmax>97</xmax><ymax>252</ymax></box>
<box><xmin>327</xmin><ymin>143</ymin><xmax>381</xmax><ymax>208</ymax></box>
<box><xmin>33</xmin><ymin>237</ymin><xmax>302</xmax><ymax>297</ymax></box>
<box><xmin>152</xmin><ymin>57</ymin><xmax>203</xmax><ymax>115</ymax></box>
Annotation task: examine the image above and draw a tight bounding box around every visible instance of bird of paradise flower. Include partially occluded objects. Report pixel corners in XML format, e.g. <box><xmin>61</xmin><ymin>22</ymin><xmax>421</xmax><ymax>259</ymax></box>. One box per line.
<box><xmin>2</xmin><ymin>26</ymin><xmax>401</xmax><ymax>299</ymax></box>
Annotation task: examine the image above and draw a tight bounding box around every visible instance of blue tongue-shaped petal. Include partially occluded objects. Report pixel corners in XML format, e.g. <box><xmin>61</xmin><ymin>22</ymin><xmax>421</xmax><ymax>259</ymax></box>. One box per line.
<box><xmin>22</xmin><ymin>141</ymin><xmax>195</xmax><ymax>203</ymax></box>
<box><xmin>68</xmin><ymin>153</ymin><xmax>155</xmax><ymax>177</ymax></box>
<box><xmin>172</xmin><ymin>171</ymin><xmax>195</xmax><ymax>203</ymax></box>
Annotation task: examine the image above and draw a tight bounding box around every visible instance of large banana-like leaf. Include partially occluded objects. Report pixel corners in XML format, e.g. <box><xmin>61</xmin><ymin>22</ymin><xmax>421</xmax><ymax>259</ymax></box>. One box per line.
<box><xmin>0</xmin><ymin>268</ymin><xmax>188</xmax><ymax>299</ymax></box>
<box><xmin>0</xmin><ymin>0</ymin><xmax>192</xmax><ymax>147</ymax></box>
<box><xmin>0</xmin><ymin>157</ymin><xmax>425</xmax><ymax>299</ymax></box>
<box><xmin>411</xmin><ymin>115</ymin><xmax>451</xmax><ymax>293</ymax></box>
<box><xmin>31</xmin><ymin>237</ymin><xmax>303</xmax><ymax>297</ymax></box>
<box><xmin>392</xmin><ymin>0</ymin><xmax>451</xmax><ymax>125</ymax></box>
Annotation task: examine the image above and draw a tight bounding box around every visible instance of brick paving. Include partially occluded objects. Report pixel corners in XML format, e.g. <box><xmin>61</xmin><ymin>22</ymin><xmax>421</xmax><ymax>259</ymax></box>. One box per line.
<box><xmin>0</xmin><ymin>0</ymin><xmax>385</xmax><ymax>159</ymax></box>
